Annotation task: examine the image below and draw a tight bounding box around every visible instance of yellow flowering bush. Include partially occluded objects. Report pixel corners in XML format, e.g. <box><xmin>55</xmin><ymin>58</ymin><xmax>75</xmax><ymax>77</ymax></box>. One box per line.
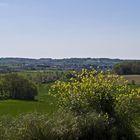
<box><xmin>50</xmin><ymin>69</ymin><xmax>139</xmax><ymax>115</ymax></box>
<box><xmin>49</xmin><ymin>69</ymin><xmax>140</xmax><ymax>139</ymax></box>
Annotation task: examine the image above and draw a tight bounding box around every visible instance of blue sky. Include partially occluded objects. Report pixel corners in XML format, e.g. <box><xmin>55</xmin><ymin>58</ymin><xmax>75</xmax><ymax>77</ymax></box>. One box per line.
<box><xmin>0</xmin><ymin>0</ymin><xmax>140</xmax><ymax>59</ymax></box>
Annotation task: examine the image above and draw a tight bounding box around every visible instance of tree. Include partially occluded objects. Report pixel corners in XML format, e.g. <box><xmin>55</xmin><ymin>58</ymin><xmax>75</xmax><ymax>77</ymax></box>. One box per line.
<box><xmin>3</xmin><ymin>73</ymin><xmax>38</xmax><ymax>100</ymax></box>
<box><xmin>113</xmin><ymin>61</ymin><xmax>140</xmax><ymax>75</ymax></box>
<box><xmin>0</xmin><ymin>81</ymin><xmax>9</xmax><ymax>99</ymax></box>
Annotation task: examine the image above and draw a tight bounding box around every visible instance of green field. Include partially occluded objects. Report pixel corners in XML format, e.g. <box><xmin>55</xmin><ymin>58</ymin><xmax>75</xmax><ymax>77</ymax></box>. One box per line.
<box><xmin>0</xmin><ymin>84</ymin><xmax>57</xmax><ymax>116</ymax></box>
<box><xmin>0</xmin><ymin>70</ymin><xmax>64</xmax><ymax>116</ymax></box>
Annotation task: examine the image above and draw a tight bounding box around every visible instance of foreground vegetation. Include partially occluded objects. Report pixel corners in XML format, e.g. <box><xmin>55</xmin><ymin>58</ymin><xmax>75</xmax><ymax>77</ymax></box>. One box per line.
<box><xmin>0</xmin><ymin>70</ymin><xmax>140</xmax><ymax>139</ymax></box>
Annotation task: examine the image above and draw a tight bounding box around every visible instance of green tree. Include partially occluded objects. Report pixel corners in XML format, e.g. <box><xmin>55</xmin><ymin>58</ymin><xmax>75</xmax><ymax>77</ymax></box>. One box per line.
<box><xmin>3</xmin><ymin>73</ymin><xmax>38</xmax><ymax>100</ymax></box>
<box><xmin>113</xmin><ymin>61</ymin><xmax>140</xmax><ymax>75</ymax></box>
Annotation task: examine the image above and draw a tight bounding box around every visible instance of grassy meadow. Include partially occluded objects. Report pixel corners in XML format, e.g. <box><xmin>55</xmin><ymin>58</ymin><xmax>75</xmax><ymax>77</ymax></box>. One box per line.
<box><xmin>0</xmin><ymin>84</ymin><xmax>57</xmax><ymax>116</ymax></box>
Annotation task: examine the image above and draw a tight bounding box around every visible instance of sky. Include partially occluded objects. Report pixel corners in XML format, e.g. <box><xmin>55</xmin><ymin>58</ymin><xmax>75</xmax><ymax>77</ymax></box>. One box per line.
<box><xmin>0</xmin><ymin>0</ymin><xmax>140</xmax><ymax>59</ymax></box>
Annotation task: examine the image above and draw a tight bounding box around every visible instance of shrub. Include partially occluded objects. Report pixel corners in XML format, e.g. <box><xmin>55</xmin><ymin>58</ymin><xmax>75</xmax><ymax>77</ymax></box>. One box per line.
<box><xmin>50</xmin><ymin>69</ymin><xmax>140</xmax><ymax>139</ymax></box>
<box><xmin>0</xmin><ymin>111</ymin><xmax>110</xmax><ymax>140</ymax></box>
<box><xmin>50</xmin><ymin>70</ymin><xmax>129</xmax><ymax>115</ymax></box>
<box><xmin>2</xmin><ymin>111</ymin><xmax>135</xmax><ymax>140</ymax></box>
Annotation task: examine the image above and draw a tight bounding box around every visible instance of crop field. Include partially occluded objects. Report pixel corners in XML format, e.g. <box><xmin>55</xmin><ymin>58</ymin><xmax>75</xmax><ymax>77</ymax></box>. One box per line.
<box><xmin>123</xmin><ymin>75</ymin><xmax>140</xmax><ymax>85</ymax></box>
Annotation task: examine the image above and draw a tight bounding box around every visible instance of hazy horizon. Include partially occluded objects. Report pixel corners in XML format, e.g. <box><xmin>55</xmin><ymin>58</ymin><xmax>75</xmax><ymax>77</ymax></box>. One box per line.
<box><xmin>0</xmin><ymin>56</ymin><xmax>140</xmax><ymax>61</ymax></box>
<box><xmin>0</xmin><ymin>0</ymin><xmax>140</xmax><ymax>59</ymax></box>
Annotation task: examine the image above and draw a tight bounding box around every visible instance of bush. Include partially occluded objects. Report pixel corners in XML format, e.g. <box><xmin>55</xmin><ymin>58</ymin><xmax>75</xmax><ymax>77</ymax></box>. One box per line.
<box><xmin>50</xmin><ymin>70</ymin><xmax>129</xmax><ymax>115</ymax></box>
<box><xmin>2</xmin><ymin>111</ymin><xmax>137</xmax><ymax>140</ymax></box>
<box><xmin>0</xmin><ymin>111</ymin><xmax>110</xmax><ymax>140</ymax></box>
<box><xmin>50</xmin><ymin>69</ymin><xmax>140</xmax><ymax>139</ymax></box>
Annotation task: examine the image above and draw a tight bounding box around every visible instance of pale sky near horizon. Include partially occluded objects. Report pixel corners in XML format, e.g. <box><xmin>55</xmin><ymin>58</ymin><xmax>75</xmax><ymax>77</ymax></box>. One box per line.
<box><xmin>0</xmin><ymin>0</ymin><xmax>140</xmax><ymax>59</ymax></box>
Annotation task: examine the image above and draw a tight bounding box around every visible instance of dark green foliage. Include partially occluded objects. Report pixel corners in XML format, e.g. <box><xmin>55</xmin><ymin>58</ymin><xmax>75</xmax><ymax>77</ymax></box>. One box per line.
<box><xmin>132</xmin><ymin>80</ymin><xmax>136</xmax><ymax>85</ymax></box>
<box><xmin>0</xmin><ymin>73</ymin><xmax>38</xmax><ymax>100</ymax></box>
<box><xmin>4</xmin><ymin>73</ymin><xmax>38</xmax><ymax>100</ymax></box>
<box><xmin>114</xmin><ymin>61</ymin><xmax>140</xmax><ymax>75</ymax></box>
<box><xmin>0</xmin><ymin>82</ymin><xmax>9</xmax><ymax>100</ymax></box>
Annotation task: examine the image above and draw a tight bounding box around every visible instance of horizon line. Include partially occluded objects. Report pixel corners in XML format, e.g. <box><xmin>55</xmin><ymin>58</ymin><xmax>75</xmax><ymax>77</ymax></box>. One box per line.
<box><xmin>0</xmin><ymin>57</ymin><xmax>139</xmax><ymax>61</ymax></box>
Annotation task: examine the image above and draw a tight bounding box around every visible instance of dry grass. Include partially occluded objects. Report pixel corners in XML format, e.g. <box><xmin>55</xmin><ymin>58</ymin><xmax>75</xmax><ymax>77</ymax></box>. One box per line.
<box><xmin>123</xmin><ymin>75</ymin><xmax>140</xmax><ymax>85</ymax></box>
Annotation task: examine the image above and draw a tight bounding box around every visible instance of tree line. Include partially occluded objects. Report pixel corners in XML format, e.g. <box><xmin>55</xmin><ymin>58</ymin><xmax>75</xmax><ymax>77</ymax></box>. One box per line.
<box><xmin>113</xmin><ymin>61</ymin><xmax>140</xmax><ymax>75</ymax></box>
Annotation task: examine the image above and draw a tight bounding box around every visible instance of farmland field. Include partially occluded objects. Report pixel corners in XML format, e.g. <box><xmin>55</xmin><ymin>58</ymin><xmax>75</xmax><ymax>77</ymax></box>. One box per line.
<box><xmin>123</xmin><ymin>75</ymin><xmax>140</xmax><ymax>85</ymax></box>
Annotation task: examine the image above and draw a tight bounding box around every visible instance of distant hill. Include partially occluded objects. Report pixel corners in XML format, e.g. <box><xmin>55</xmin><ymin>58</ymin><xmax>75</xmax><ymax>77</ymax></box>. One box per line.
<box><xmin>0</xmin><ymin>57</ymin><xmax>138</xmax><ymax>72</ymax></box>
